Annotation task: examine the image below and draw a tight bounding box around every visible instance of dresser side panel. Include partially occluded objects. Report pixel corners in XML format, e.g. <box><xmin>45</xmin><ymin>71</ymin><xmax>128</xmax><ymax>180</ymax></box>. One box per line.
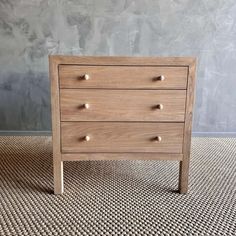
<box><xmin>49</xmin><ymin>56</ymin><xmax>63</xmax><ymax>193</ymax></box>
<box><xmin>179</xmin><ymin>59</ymin><xmax>197</xmax><ymax>193</ymax></box>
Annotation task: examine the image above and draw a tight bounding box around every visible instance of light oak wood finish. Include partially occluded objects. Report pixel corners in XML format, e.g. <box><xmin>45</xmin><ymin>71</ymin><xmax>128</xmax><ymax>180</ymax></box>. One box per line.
<box><xmin>62</xmin><ymin>153</ymin><xmax>183</xmax><ymax>161</ymax></box>
<box><xmin>61</xmin><ymin>122</ymin><xmax>184</xmax><ymax>153</ymax></box>
<box><xmin>59</xmin><ymin>65</ymin><xmax>188</xmax><ymax>89</ymax></box>
<box><xmin>52</xmin><ymin>56</ymin><xmax>195</xmax><ymax>66</ymax></box>
<box><xmin>49</xmin><ymin>57</ymin><xmax>63</xmax><ymax>194</ymax></box>
<box><xmin>60</xmin><ymin>89</ymin><xmax>186</xmax><ymax>122</ymax></box>
<box><xmin>179</xmin><ymin>60</ymin><xmax>197</xmax><ymax>194</ymax></box>
<box><xmin>49</xmin><ymin>55</ymin><xmax>196</xmax><ymax>194</ymax></box>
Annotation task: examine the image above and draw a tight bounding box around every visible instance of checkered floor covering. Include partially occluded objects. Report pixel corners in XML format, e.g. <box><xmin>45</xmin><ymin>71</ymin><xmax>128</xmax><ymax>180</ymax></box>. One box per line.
<box><xmin>0</xmin><ymin>136</ymin><xmax>235</xmax><ymax>235</ymax></box>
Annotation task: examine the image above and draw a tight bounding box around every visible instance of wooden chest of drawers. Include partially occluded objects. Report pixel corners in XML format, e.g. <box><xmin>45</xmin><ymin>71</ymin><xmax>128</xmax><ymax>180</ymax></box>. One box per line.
<box><xmin>49</xmin><ymin>56</ymin><xmax>196</xmax><ymax>194</ymax></box>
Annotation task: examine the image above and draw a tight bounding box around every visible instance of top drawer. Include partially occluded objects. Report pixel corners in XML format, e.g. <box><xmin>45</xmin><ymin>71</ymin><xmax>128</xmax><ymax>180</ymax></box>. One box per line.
<box><xmin>59</xmin><ymin>65</ymin><xmax>188</xmax><ymax>89</ymax></box>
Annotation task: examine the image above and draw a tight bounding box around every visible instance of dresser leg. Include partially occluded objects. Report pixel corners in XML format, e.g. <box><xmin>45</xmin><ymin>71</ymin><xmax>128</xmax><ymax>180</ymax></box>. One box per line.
<box><xmin>178</xmin><ymin>160</ymin><xmax>189</xmax><ymax>194</ymax></box>
<box><xmin>54</xmin><ymin>160</ymin><xmax>64</xmax><ymax>194</ymax></box>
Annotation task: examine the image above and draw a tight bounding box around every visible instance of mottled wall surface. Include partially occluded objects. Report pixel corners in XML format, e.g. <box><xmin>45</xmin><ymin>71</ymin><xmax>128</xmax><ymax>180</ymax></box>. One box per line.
<box><xmin>0</xmin><ymin>0</ymin><xmax>236</xmax><ymax>132</ymax></box>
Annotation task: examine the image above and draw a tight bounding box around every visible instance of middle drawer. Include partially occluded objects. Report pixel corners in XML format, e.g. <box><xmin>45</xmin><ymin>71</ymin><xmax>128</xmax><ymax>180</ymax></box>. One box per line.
<box><xmin>60</xmin><ymin>89</ymin><xmax>186</xmax><ymax>122</ymax></box>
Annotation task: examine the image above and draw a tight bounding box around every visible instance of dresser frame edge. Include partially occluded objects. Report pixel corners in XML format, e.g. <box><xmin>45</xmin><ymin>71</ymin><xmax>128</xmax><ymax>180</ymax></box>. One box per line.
<box><xmin>49</xmin><ymin>56</ymin><xmax>64</xmax><ymax>194</ymax></box>
<box><xmin>179</xmin><ymin>58</ymin><xmax>197</xmax><ymax>194</ymax></box>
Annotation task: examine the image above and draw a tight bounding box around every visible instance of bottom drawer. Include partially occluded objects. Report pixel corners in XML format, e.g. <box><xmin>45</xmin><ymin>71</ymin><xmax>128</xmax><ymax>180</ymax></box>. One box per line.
<box><xmin>61</xmin><ymin>122</ymin><xmax>184</xmax><ymax>153</ymax></box>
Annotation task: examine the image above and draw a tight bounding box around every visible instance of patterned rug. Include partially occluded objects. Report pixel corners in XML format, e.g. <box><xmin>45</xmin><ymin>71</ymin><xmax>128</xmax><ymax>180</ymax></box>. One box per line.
<box><xmin>0</xmin><ymin>136</ymin><xmax>235</xmax><ymax>235</ymax></box>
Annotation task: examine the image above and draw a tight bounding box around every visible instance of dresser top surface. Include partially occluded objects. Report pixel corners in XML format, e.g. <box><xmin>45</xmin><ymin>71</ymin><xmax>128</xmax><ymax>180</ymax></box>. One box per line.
<box><xmin>49</xmin><ymin>55</ymin><xmax>196</xmax><ymax>66</ymax></box>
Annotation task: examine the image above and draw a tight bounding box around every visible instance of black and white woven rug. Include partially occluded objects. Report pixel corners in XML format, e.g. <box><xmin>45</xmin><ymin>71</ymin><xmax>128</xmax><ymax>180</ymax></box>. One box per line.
<box><xmin>0</xmin><ymin>137</ymin><xmax>235</xmax><ymax>235</ymax></box>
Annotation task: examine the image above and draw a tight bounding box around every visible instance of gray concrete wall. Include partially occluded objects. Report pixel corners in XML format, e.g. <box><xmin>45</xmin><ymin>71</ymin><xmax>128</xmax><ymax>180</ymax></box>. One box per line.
<box><xmin>0</xmin><ymin>0</ymin><xmax>236</xmax><ymax>133</ymax></box>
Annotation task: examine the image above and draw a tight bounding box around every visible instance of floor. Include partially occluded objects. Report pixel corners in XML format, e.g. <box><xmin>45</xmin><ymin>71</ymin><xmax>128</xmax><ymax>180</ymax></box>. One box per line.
<box><xmin>0</xmin><ymin>137</ymin><xmax>235</xmax><ymax>235</ymax></box>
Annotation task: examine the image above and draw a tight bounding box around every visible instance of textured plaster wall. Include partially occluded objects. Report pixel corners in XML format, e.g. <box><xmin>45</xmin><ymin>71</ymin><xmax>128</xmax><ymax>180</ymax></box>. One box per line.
<box><xmin>0</xmin><ymin>0</ymin><xmax>236</xmax><ymax>132</ymax></box>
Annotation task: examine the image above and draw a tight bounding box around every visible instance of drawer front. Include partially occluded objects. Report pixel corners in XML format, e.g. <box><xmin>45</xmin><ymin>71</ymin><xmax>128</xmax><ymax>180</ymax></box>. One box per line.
<box><xmin>61</xmin><ymin>122</ymin><xmax>184</xmax><ymax>153</ymax></box>
<box><xmin>59</xmin><ymin>65</ymin><xmax>188</xmax><ymax>89</ymax></box>
<box><xmin>60</xmin><ymin>90</ymin><xmax>186</xmax><ymax>122</ymax></box>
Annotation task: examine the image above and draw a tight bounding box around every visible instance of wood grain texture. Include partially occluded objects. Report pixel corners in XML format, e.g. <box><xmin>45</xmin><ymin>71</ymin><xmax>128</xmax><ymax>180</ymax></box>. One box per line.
<box><xmin>50</xmin><ymin>56</ymin><xmax>196</xmax><ymax>194</ymax></box>
<box><xmin>60</xmin><ymin>89</ymin><xmax>186</xmax><ymax>122</ymax></box>
<box><xmin>62</xmin><ymin>153</ymin><xmax>183</xmax><ymax>161</ymax></box>
<box><xmin>61</xmin><ymin>122</ymin><xmax>184</xmax><ymax>153</ymax></box>
<box><xmin>51</xmin><ymin>55</ymin><xmax>196</xmax><ymax>66</ymax></box>
<box><xmin>59</xmin><ymin>65</ymin><xmax>188</xmax><ymax>89</ymax></box>
<box><xmin>179</xmin><ymin>59</ymin><xmax>197</xmax><ymax>194</ymax></box>
<box><xmin>49</xmin><ymin>55</ymin><xmax>63</xmax><ymax>194</ymax></box>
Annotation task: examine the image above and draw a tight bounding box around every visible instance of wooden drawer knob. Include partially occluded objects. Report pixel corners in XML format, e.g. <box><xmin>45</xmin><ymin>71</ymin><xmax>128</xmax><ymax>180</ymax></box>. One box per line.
<box><xmin>156</xmin><ymin>104</ymin><xmax>164</xmax><ymax>110</ymax></box>
<box><xmin>84</xmin><ymin>135</ymin><xmax>90</xmax><ymax>141</ymax></box>
<box><xmin>159</xmin><ymin>75</ymin><xmax>165</xmax><ymax>81</ymax></box>
<box><xmin>154</xmin><ymin>136</ymin><xmax>162</xmax><ymax>142</ymax></box>
<box><xmin>84</xmin><ymin>74</ymin><xmax>90</xmax><ymax>80</ymax></box>
<box><xmin>84</xmin><ymin>103</ymin><xmax>90</xmax><ymax>109</ymax></box>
